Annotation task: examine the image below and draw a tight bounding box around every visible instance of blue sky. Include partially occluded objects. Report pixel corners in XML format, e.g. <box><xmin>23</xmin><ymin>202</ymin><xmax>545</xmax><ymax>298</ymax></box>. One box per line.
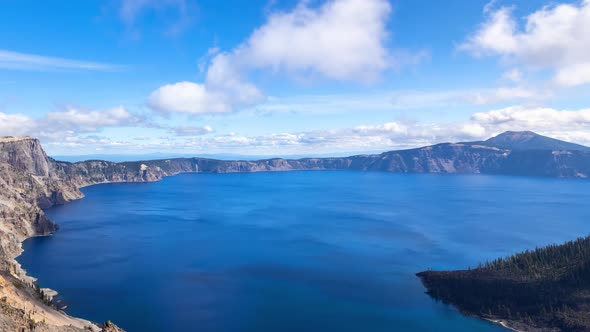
<box><xmin>1</xmin><ymin>0</ymin><xmax>590</xmax><ymax>156</ymax></box>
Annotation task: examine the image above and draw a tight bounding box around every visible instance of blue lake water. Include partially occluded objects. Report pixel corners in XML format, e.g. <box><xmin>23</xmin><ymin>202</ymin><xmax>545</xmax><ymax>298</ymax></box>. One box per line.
<box><xmin>18</xmin><ymin>171</ymin><xmax>590</xmax><ymax>331</ymax></box>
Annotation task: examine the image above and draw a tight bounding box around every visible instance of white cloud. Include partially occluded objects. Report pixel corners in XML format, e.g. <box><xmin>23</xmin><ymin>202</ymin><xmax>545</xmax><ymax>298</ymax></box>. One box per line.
<box><xmin>0</xmin><ymin>112</ymin><xmax>37</xmax><ymax>136</ymax></box>
<box><xmin>459</xmin><ymin>123</ymin><xmax>487</xmax><ymax>137</ymax></box>
<box><xmin>205</xmin><ymin>54</ymin><xmax>266</xmax><ymax>107</ymax></box>
<box><xmin>461</xmin><ymin>1</ymin><xmax>590</xmax><ymax>86</ymax></box>
<box><xmin>147</xmin><ymin>80</ymin><xmax>263</xmax><ymax>114</ymax></box>
<box><xmin>555</xmin><ymin>62</ymin><xmax>590</xmax><ymax>87</ymax></box>
<box><xmin>461</xmin><ymin>7</ymin><xmax>519</xmax><ymax>56</ymax></box>
<box><xmin>148</xmin><ymin>81</ymin><xmax>233</xmax><ymax>114</ymax></box>
<box><xmin>471</xmin><ymin>105</ymin><xmax>590</xmax><ymax>128</ymax></box>
<box><xmin>0</xmin><ymin>49</ymin><xmax>116</xmax><ymax>71</ymax></box>
<box><xmin>0</xmin><ymin>106</ymin><xmax>147</xmax><ymax>147</ymax></box>
<box><xmin>236</xmin><ymin>0</ymin><xmax>393</xmax><ymax>82</ymax></box>
<box><xmin>148</xmin><ymin>0</ymin><xmax>418</xmax><ymax>114</ymax></box>
<box><xmin>148</xmin><ymin>53</ymin><xmax>266</xmax><ymax>115</ymax></box>
<box><xmin>44</xmin><ymin>106</ymin><xmax>138</xmax><ymax>131</ymax></box>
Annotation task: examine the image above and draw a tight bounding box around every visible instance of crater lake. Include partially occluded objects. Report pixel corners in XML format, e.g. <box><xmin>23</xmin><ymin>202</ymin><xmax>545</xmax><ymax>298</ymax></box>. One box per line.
<box><xmin>18</xmin><ymin>171</ymin><xmax>590</xmax><ymax>331</ymax></box>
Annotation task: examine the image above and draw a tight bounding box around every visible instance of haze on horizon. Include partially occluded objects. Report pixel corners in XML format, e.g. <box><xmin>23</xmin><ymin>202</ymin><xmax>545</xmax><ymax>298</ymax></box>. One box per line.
<box><xmin>1</xmin><ymin>0</ymin><xmax>590</xmax><ymax>156</ymax></box>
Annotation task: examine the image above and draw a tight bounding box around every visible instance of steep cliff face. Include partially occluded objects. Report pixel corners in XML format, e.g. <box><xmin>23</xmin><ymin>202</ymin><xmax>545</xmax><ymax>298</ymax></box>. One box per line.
<box><xmin>0</xmin><ymin>138</ymin><xmax>118</xmax><ymax>332</ymax></box>
<box><xmin>0</xmin><ymin>137</ymin><xmax>53</xmax><ymax>177</ymax></box>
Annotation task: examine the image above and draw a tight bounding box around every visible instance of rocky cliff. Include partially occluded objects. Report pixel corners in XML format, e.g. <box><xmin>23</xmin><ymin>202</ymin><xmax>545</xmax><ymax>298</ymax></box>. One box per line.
<box><xmin>0</xmin><ymin>132</ymin><xmax>589</xmax><ymax>331</ymax></box>
<box><xmin>0</xmin><ymin>137</ymin><xmax>118</xmax><ymax>332</ymax></box>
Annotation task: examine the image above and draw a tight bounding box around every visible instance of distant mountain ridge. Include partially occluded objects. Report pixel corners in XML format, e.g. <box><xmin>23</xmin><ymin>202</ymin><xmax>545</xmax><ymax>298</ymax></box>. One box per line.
<box><xmin>46</xmin><ymin>131</ymin><xmax>590</xmax><ymax>180</ymax></box>
<box><xmin>478</xmin><ymin>131</ymin><xmax>590</xmax><ymax>151</ymax></box>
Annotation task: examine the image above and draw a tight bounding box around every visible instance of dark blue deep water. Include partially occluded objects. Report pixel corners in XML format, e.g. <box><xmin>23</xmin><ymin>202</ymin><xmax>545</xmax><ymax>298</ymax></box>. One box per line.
<box><xmin>18</xmin><ymin>172</ymin><xmax>590</xmax><ymax>331</ymax></box>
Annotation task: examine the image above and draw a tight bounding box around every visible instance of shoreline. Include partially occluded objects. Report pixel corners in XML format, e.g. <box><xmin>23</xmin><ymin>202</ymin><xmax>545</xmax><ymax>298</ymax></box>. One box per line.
<box><xmin>9</xmin><ymin>229</ymin><xmax>102</xmax><ymax>331</ymax></box>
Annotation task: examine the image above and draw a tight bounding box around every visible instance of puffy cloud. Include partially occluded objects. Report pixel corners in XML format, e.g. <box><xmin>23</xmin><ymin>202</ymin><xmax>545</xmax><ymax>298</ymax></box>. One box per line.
<box><xmin>148</xmin><ymin>81</ymin><xmax>234</xmax><ymax>114</ymax></box>
<box><xmin>205</xmin><ymin>54</ymin><xmax>266</xmax><ymax>108</ymax></box>
<box><xmin>236</xmin><ymin>0</ymin><xmax>393</xmax><ymax>81</ymax></box>
<box><xmin>147</xmin><ymin>79</ymin><xmax>264</xmax><ymax>115</ymax></box>
<box><xmin>461</xmin><ymin>7</ymin><xmax>518</xmax><ymax>56</ymax></box>
<box><xmin>148</xmin><ymin>53</ymin><xmax>266</xmax><ymax>115</ymax></box>
<box><xmin>44</xmin><ymin>106</ymin><xmax>139</xmax><ymax>132</ymax></box>
<box><xmin>461</xmin><ymin>1</ymin><xmax>590</xmax><ymax>86</ymax></box>
<box><xmin>149</xmin><ymin>0</ymin><xmax>418</xmax><ymax>114</ymax></box>
<box><xmin>0</xmin><ymin>49</ymin><xmax>116</xmax><ymax>71</ymax></box>
<box><xmin>0</xmin><ymin>106</ymin><xmax>147</xmax><ymax>147</ymax></box>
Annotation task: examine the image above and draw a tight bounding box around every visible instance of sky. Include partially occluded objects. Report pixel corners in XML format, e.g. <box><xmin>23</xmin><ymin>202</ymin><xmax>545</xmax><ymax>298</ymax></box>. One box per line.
<box><xmin>1</xmin><ymin>0</ymin><xmax>590</xmax><ymax>156</ymax></box>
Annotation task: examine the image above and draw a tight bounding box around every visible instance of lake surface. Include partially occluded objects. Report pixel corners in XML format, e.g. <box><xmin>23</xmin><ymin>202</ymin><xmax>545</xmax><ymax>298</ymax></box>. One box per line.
<box><xmin>18</xmin><ymin>171</ymin><xmax>590</xmax><ymax>331</ymax></box>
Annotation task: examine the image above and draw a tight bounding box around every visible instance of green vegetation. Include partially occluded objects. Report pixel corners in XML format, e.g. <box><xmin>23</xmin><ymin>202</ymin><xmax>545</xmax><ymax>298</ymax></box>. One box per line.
<box><xmin>417</xmin><ymin>236</ymin><xmax>590</xmax><ymax>331</ymax></box>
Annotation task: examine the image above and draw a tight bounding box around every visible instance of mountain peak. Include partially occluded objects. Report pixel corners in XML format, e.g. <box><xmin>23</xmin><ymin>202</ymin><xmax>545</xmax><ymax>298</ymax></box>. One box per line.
<box><xmin>486</xmin><ymin>131</ymin><xmax>540</xmax><ymax>144</ymax></box>
<box><xmin>490</xmin><ymin>130</ymin><xmax>538</xmax><ymax>139</ymax></box>
<box><xmin>483</xmin><ymin>131</ymin><xmax>590</xmax><ymax>151</ymax></box>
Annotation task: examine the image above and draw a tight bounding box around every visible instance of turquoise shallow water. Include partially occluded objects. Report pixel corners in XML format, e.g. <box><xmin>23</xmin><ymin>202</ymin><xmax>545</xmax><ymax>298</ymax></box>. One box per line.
<box><xmin>18</xmin><ymin>171</ymin><xmax>590</xmax><ymax>331</ymax></box>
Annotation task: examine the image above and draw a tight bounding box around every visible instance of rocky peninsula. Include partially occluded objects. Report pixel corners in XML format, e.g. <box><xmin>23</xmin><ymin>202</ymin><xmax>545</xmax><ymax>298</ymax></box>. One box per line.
<box><xmin>0</xmin><ymin>131</ymin><xmax>589</xmax><ymax>331</ymax></box>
